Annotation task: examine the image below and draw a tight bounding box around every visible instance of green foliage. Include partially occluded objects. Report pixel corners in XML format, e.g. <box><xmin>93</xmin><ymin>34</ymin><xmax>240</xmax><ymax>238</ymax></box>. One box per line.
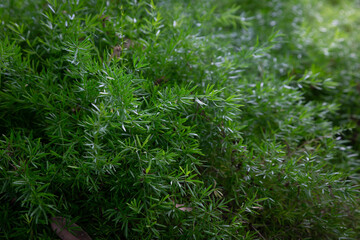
<box><xmin>0</xmin><ymin>0</ymin><xmax>359</xmax><ymax>239</ymax></box>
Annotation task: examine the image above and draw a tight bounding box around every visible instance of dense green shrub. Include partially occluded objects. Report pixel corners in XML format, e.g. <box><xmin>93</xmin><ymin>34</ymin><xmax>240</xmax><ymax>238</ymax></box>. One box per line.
<box><xmin>1</xmin><ymin>0</ymin><xmax>359</xmax><ymax>239</ymax></box>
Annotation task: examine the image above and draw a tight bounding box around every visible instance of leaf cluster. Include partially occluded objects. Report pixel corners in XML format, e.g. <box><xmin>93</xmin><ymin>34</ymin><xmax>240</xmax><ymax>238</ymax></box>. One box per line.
<box><xmin>0</xmin><ymin>0</ymin><xmax>359</xmax><ymax>239</ymax></box>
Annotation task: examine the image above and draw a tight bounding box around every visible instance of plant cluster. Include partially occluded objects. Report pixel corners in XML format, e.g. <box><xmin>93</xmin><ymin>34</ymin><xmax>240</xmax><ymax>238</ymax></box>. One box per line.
<box><xmin>0</xmin><ymin>0</ymin><xmax>359</xmax><ymax>239</ymax></box>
